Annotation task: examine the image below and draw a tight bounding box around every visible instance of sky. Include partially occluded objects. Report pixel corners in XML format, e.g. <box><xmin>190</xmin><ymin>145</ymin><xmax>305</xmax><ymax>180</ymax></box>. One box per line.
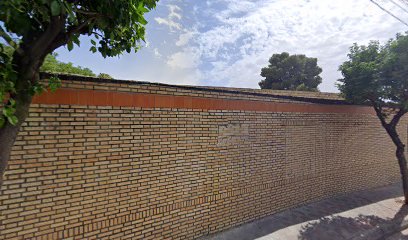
<box><xmin>55</xmin><ymin>0</ymin><xmax>408</xmax><ymax>92</ymax></box>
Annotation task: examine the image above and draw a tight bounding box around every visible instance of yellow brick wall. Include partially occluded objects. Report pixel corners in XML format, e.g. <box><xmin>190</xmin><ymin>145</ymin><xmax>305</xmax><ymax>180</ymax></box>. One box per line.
<box><xmin>0</xmin><ymin>78</ymin><xmax>403</xmax><ymax>239</ymax></box>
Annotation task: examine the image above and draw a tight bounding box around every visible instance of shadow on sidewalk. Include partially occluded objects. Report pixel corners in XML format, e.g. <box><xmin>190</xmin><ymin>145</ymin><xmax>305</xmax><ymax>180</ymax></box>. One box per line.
<box><xmin>201</xmin><ymin>183</ymin><xmax>405</xmax><ymax>240</ymax></box>
<box><xmin>299</xmin><ymin>204</ymin><xmax>408</xmax><ymax>240</ymax></box>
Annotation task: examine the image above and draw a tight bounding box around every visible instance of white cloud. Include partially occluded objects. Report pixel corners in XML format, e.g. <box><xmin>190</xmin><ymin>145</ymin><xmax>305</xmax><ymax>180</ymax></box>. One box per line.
<box><xmin>155</xmin><ymin>17</ymin><xmax>182</xmax><ymax>30</ymax></box>
<box><xmin>183</xmin><ymin>0</ymin><xmax>408</xmax><ymax>91</ymax></box>
<box><xmin>176</xmin><ymin>31</ymin><xmax>195</xmax><ymax>46</ymax></box>
<box><xmin>168</xmin><ymin>4</ymin><xmax>182</xmax><ymax>20</ymax></box>
<box><xmin>153</xmin><ymin>48</ymin><xmax>162</xmax><ymax>58</ymax></box>
<box><xmin>167</xmin><ymin>50</ymin><xmax>199</xmax><ymax>69</ymax></box>
<box><xmin>154</xmin><ymin>4</ymin><xmax>183</xmax><ymax>31</ymax></box>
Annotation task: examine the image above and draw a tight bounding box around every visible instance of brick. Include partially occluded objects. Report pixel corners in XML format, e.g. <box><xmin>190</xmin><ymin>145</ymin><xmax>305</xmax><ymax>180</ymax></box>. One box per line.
<box><xmin>2</xmin><ymin>77</ymin><xmax>398</xmax><ymax>240</ymax></box>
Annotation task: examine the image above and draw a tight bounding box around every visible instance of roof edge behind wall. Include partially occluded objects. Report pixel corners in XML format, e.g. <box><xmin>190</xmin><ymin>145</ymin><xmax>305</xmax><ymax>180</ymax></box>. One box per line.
<box><xmin>40</xmin><ymin>72</ymin><xmax>352</xmax><ymax>106</ymax></box>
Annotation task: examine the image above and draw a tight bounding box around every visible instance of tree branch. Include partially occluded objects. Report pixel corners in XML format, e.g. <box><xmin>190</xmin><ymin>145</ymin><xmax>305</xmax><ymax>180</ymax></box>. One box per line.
<box><xmin>369</xmin><ymin>99</ymin><xmax>407</xmax><ymax>149</ymax></box>
<box><xmin>390</xmin><ymin>107</ymin><xmax>407</xmax><ymax>128</ymax></box>
<box><xmin>29</xmin><ymin>16</ymin><xmax>66</xmax><ymax>59</ymax></box>
<box><xmin>370</xmin><ymin>99</ymin><xmax>389</xmax><ymax>128</ymax></box>
<box><xmin>91</xmin><ymin>31</ymin><xmax>104</xmax><ymax>39</ymax></box>
<box><xmin>46</xmin><ymin>18</ymin><xmax>95</xmax><ymax>53</ymax></box>
<box><xmin>76</xmin><ymin>9</ymin><xmax>111</xmax><ymax>19</ymax></box>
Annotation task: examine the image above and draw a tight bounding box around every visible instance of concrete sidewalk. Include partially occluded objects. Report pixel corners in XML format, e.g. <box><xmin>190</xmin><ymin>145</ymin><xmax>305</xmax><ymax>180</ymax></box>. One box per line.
<box><xmin>201</xmin><ymin>183</ymin><xmax>408</xmax><ymax>240</ymax></box>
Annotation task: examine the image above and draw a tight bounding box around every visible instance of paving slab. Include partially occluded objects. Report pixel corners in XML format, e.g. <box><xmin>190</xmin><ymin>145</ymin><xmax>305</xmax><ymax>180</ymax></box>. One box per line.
<box><xmin>200</xmin><ymin>183</ymin><xmax>408</xmax><ymax>240</ymax></box>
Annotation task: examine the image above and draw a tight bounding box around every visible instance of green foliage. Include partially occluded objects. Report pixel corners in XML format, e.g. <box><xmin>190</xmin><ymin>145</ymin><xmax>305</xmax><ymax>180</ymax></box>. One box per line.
<box><xmin>338</xmin><ymin>33</ymin><xmax>408</xmax><ymax>109</ymax></box>
<box><xmin>1</xmin><ymin>0</ymin><xmax>157</xmax><ymax>57</ymax></box>
<box><xmin>0</xmin><ymin>0</ymin><xmax>158</xmax><ymax>126</ymax></box>
<box><xmin>259</xmin><ymin>52</ymin><xmax>322</xmax><ymax>92</ymax></box>
<box><xmin>2</xmin><ymin>98</ymin><xmax>17</xmax><ymax>126</ymax></box>
<box><xmin>41</xmin><ymin>53</ymin><xmax>96</xmax><ymax>77</ymax></box>
<box><xmin>4</xmin><ymin>45</ymin><xmax>98</xmax><ymax>77</ymax></box>
<box><xmin>48</xmin><ymin>76</ymin><xmax>61</xmax><ymax>92</ymax></box>
<box><xmin>97</xmin><ymin>73</ymin><xmax>113</xmax><ymax>79</ymax></box>
<box><xmin>0</xmin><ymin>45</ymin><xmax>17</xmax><ymax>127</ymax></box>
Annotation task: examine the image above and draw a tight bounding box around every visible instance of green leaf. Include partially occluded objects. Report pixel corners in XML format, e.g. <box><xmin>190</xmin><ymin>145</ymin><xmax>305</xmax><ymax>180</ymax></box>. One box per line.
<box><xmin>67</xmin><ymin>41</ymin><xmax>73</xmax><ymax>51</ymax></box>
<box><xmin>91</xmin><ymin>39</ymin><xmax>96</xmax><ymax>45</ymax></box>
<box><xmin>63</xmin><ymin>2</ymin><xmax>76</xmax><ymax>23</ymax></box>
<box><xmin>33</xmin><ymin>85</ymin><xmax>45</xmax><ymax>95</ymax></box>
<box><xmin>5</xmin><ymin>80</ymin><xmax>14</xmax><ymax>90</ymax></box>
<box><xmin>137</xmin><ymin>2</ymin><xmax>149</xmax><ymax>13</ymax></box>
<box><xmin>0</xmin><ymin>117</ymin><xmax>5</xmax><ymax>128</ymax></box>
<box><xmin>7</xmin><ymin>115</ymin><xmax>18</xmax><ymax>126</ymax></box>
<box><xmin>72</xmin><ymin>35</ymin><xmax>80</xmax><ymax>46</ymax></box>
<box><xmin>138</xmin><ymin>16</ymin><xmax>148</xmax><ymax>25</ymax></box>
<box><xmin>90</xmin><ymin>46</ymin><xmax>97</xmax><ymax>53</ymax></box>
<box><xmin>49</xmin><ymin>76</ymin><xmax>61</xmax><ymax>92</ymax></box>
<box><xmin>50</xmin><ymin>1</ymin><xmax>61</xmax><ymax>16</ymax></box>
<box><xmin>68</xmin><ymin>12</ymin><xmax>76</xmax><ymax>23</ymax></box>
<box><xmin>9</xmin><ymin>98</ymin><xmax>15</xmax><ymax>107</ymax></box>
<box><xmin>3</xmin><ymin>107</ymin><xmax>15</xmax><ymax>118</ymax></box>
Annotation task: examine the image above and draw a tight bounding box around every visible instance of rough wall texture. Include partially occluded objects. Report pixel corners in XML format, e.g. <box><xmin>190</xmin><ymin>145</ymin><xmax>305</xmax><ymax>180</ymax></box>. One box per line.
<box><xmin>0</xmin><ymin>76</ymin><xmax>404</xmax><ymax>239</ymax></box>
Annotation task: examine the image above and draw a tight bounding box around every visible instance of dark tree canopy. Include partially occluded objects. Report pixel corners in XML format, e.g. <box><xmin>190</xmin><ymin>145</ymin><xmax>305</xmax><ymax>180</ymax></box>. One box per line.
<box><xmin>338</xmin><ymin>35</ymin><xmax>408</xmax><ymax>108</ymax></box>
<box><xmin>338</xmin><ymin>33</ymin><xmax>408</xmax><ymax>204</ymax></box>
<box><xmin>259</xmin><ymin>52</ymin><xmax>322</xmax><ymax>92</ymax></box>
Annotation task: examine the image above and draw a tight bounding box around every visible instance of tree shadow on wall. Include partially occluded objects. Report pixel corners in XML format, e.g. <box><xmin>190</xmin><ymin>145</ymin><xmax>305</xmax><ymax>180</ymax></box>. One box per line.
<box><xmin>298</xmin><ymin>204</ymin><xmax>408</xmax><ymax>240</ymax></box>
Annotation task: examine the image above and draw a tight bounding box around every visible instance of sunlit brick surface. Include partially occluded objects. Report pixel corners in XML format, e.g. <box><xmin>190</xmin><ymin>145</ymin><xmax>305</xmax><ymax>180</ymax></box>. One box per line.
<box><xmin>0</xmin><ymin>77</ymin><xmax>402</xmax><ymax>239</ymax></box>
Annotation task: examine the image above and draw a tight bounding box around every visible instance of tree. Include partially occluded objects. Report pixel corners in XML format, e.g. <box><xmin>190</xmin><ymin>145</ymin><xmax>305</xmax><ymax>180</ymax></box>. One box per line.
<box><xmin>4</xmin><ymin>46</ymin><xmax>103</xmax><ymax>77</ymax></box>
<box><xmin>97</xmin><ymin>73</ymin><xmax>113</xmax><ymax>79</ymax></box>
<box><xmin>42</xmin><ymin>53</ymin><xmax>96</xmax><ymax>76</ymax></box>
<box><xmin>3</xmin><ymin>45</ymin><xmax>97</xmax><ymax>76</ymax></box>
<box><xmin>259</xmin><ymin>52</ymin><xmax>322</xmax><ymax>91</ymax></box>
<box><xmin>338</xmin><ymin>33</ymin><xmax>408</xmax><ymax>204</ymax></box>
<box><xmin>0</xmin><ymin>0</ymin><xmax>158</xmax><ymax>188</ymax></box>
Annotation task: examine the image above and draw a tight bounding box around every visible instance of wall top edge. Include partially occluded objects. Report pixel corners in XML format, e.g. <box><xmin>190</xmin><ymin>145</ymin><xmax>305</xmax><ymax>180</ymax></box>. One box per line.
<box><xmin>40</xmin><ymin>72</ymin><xmax>357</xmax><ymax>106</ymax></box>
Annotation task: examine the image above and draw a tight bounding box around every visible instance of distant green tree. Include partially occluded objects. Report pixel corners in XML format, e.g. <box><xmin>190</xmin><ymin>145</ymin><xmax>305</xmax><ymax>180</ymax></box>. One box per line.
<box><xmin>97</xmin><ymin>73</ymin><xmax>113</xmax><ymax>79</ymax></box>
<box><xmin>41</xmin><ymin>53</ymin><xmax>96</xmax><ymax>76</ymax></box>
<box><xmin>259</xmin><ymin>52</ymin><xmax>322</xmax><ymax>91</ymax></box>
<box><xmin>338</xmin><ymin>33</ymin><xmax>408</xmax><ymax>204</ymax></box>
<box><xmin>3</xmin><ymin>46</ymin><xmax>96</xmax><ymax>76</ymax></box>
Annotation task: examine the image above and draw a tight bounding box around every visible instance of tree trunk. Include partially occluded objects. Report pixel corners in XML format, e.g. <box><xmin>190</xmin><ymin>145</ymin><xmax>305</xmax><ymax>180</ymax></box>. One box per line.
<box><xmin>0</xmin><ymin>16</ymin><xmax>69</xmax><ymax>190</ymax></box>
<box><xmin>0</xmin><ymin>52</ymin><xmax>37</xmax><ymax>190</ymax></box>
<box><xmin>372</xmin><ymin>104</ymin><xmax>408</xmax><ymax>204</ymax></box>
<box><xmin>396</xmin><ymin>144</ymin><xmax>408</xmax><ymax>204</ymax></box>
<box><xmin>0</xmin><ymin>91</ymin><xmax>32</xmax><ymax>189</ymax></box>
<box><xmin>386</xmin><ymin>126</ymin><xmax>408</xmax><ymax>204</ymax></box>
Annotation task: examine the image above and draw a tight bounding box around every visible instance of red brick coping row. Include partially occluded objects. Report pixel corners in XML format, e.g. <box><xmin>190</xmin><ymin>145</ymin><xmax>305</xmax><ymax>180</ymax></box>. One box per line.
<box><xmin>32</xmin><ymin>88</ymin><xmax>374</xmax><ymax>114</ymax></box>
